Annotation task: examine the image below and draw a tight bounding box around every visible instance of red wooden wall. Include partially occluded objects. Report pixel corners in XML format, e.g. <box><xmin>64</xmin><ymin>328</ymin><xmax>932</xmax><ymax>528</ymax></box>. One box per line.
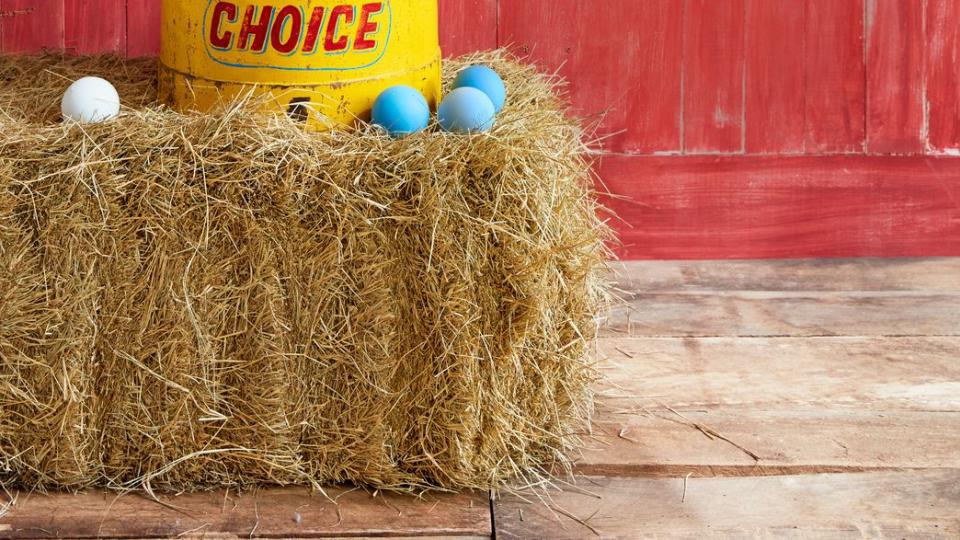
<box><xmin>1</xmin><ymin>0</ymin><xmax>959</xmax><ymax>260</ymax></box>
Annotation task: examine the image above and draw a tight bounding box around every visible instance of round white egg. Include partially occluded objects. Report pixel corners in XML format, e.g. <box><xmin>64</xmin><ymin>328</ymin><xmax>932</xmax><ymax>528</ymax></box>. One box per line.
<box><xmin>61</xmin><ymin>77</ymin><xmax>121</xmax><ymax>124</ymax></box>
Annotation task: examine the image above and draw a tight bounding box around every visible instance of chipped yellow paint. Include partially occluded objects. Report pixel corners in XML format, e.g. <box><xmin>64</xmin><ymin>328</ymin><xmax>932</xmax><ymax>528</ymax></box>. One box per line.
<box><xmin>159</xmin><ymin>0</ymin><xmax>441</xmax><ymax>130</ymax></box>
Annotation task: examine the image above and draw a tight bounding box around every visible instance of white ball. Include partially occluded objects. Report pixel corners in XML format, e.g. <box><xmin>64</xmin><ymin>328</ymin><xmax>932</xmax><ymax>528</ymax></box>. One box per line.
<box><xmin>61</xmin><ymin>77</ymin><xmax>121</xmax><ymax>124</ymax></box>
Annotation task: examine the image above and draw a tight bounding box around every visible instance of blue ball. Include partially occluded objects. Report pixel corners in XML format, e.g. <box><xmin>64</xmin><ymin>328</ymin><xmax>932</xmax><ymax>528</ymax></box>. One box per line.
<box><xmin>453</xmin><ymin>65</ymin><xmax>506</xmax><ymax>112</ymax></box>
<box><xmin>438</xmin><ymin>87</ymin><xmax>496</xmax><ymax>134</ymax></box>
<box><xmin>371</xmin><ymin>85</ymin><xmax>430</xmax><ymax>137</ymax></box>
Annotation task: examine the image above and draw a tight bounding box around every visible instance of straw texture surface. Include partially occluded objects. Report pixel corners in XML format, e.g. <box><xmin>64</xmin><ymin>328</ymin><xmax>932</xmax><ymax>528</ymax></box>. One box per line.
<box><xmin>0</xmin><ymin>53</ymin><xmax>610</xmax><ymax>492</ymax></box>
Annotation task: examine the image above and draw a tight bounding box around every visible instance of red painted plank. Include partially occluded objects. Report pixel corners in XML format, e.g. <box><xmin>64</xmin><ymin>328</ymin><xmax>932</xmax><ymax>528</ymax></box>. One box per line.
<box><xmin>499</xmin><ymin>0</ymin><xmax>683</xmax><ymax>154</ymax></box>
<box><xmin>926</xmin><ymin>0</ymin><xmax>960</xmax><ymax>154</ymax></box>
<box><xmin>438</xmin><ymin>0</ymin><xmax>497</xmax><ymax>58</ymax></box>
<box><xmin>64</xmin><ymin>0</ymin><xmax>125</xmax><ymax>54</ymax></box>
<box><xmin>682</xmin><ymin>0</ymin><xmax>745</xmax><ymax>154</ymax></box>
<box><xmin>0</xmin><ymin>0</ymin><xmax>65</xmax><ymax>53</ymax></box>
<box><xmin>599</xmin><ymin>155</ymin><xmax>960</xmax><ymax>260</ymax></box>
<box><xmin>866</xmin><ymin>0</ymin><xmax>925</xmax><ymax>155</ymax></box>
<box><xmin>125</xmin><ymin>0</ymin><xmax>161</xmax><ymax>57</ymax></box>
<box><xmin>744</xmin><ymin>0</ymin><xmax>806</xmax><ymax>154</ymax></box>
<box><xmin>805</xmin><ymin>0</ymin><xmax>866</xmax><ymax>153</ymax></box>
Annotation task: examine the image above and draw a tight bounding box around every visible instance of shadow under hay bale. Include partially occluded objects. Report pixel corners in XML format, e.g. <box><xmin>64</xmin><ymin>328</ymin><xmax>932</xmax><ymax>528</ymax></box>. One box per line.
<box><xmin>0</xmin><ymin>52</ymin><xmax>611</xmax><ymax>492</ymax></box>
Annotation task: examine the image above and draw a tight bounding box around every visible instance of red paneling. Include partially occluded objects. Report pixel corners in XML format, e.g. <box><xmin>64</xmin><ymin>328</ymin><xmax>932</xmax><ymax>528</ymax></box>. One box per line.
<box><xmin>438</xmin><ymin>0</ymin><xmax>497</xmax><ymax>57</ymax></box>
<box><xmin>499</xmin><ymin>0</ymin><xmax>683</xmax><ymax>154</ymax></box>
<box><xmin>682</xmin><ymin>0</ymin><xmax>745</xmax><ymax>154</ymax></box>
<box><xmin>600</xmin><ymin>155</ymin><xmax>960</xmax><ymax>260</ymax></box>
<box><xmin>744</xmin><ymin>0</ymin><xmax>806</xmax><ymax>154</ymax></box>
<box><xmin>926</xmin><ymin>0</ymin><xmax>960</xmax><ymax>153</ymax></box>
<box><xmin>65</xmin><ymin>0</ymin><xmax>125</xmax><ymax>54</ymax></box>
<box><xmin>805</xmin><ymin>0</ymin><xmax>866</xmax><ymax>153</ymax></box>
<box><xmin>4</xmin><ymin>1</ymin><xmax>960</xmax><ymax>261</ymax></box>
<box><xmin>866</xmin><ymin>0</ymin><xmax>925</xmax><ymax>155</ymax></box>
<box><xmin>125</xmin><ymin>0</ymin><xmax>161</xmax><ymax>57</ymax></box>
<box><xmin>0</xmin><ymin>0</ymin><xmax>65</xmax><ymax>53</ymax></box>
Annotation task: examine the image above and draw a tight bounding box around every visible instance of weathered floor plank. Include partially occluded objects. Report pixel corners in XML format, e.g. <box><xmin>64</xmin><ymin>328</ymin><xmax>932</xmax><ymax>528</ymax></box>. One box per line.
<box><xmin>605</xmin><ymin>258</ymin><xmax>960</xmax><ymax>337</ymax></box>
<box><xmin>582</xmin><ymin>409</ymin><xmax>960</xmax><ymax>477</ymax></box>
<box><xmin>609</xmin><ymin>258</ymin><xmax>960</xmax><ymax>292</ymax></box>
<box><xmin>494</xmin><ymin>472</ymin><xmax>960</xmax><ymax>539</ymax></box>
<box><xmin>597</xmin><ymin>336</ymin><xmax>960</xmax><ymax>411</ymax></box>
<box><xmin>605</xmin><ymin>291</ymin><xmax>960</xmax><ymax>337</ymax></box>
<box><xmin>577</xmin><ymin>336</ymin><xmax>960</xmax><ymax>476</ymax></box>
<box><xmin>0</xmin><ymin>488</ymin><xmax>491</xmax><ymax>539</ymax></box>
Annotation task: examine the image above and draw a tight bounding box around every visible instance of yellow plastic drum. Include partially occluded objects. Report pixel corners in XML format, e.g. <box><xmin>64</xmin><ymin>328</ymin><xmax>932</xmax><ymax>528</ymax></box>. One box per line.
<box><xmin>159</xmin><ymin>0</ymin><xmax>442</xmax><ymax>130</ymax></box>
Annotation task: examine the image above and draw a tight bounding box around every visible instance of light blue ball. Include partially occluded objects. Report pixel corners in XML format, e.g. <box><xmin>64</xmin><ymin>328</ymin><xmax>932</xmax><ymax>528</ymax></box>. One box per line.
<box><xmin>438</xmin><ymin>87</ymin><xmax>496</xmax><ymax>134</ymax></box>
<box><xmin>371</xmin><ymin>85</ymin><xmax>430</xmax><ymax>137</ymax></box>
<box><xmin>453</xmin><ymin>65</ymin><xmax>506</xmax><ymax>112</ymax></box>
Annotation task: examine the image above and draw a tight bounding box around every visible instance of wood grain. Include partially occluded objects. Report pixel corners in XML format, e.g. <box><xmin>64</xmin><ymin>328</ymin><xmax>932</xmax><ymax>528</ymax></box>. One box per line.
<box><xmin>0</xmin><ymin>488</ymin><xmax>491</xmax><ymax>539</ymax></box>
<box><xmin>682</xmin><ymin>0</ymin><xmax>745</xmax><ymax>154</ymax></box>
<box><xmin>499</xmin><ymin>0</ymin><xmax>683</xmax><ymax>154</ymax></box>
<box><xmin>599</xmin><ymin>155</ymin><xmax>960</xmax><ymax>260</ymax></box>
<box><xmin>494</xmin><ymin>472</ymin><xmax>960</xmax><ymax>539</ymax></box>
<box><xmin>926</xmin><ymin>0</ymin><xmax>960</xmax><ymax>153</ymax></box>
<box><xmin>605</xmin><ymin>292</ymin><xmax>960</xmax><ymax>337</ymax></box>
<box><xmin>607</xmin><ymin>258</ymin><xmax>960</xmax><ymax>293</ymax></box>
<box><xmin>597</xmin><ymin>336</ymin><xmax>960</xmax><ymax>412</ymax></box>
<box><xmin>607</xmin><ymin>258</ymin><xmax>960</xmax><ymax>337</ymax></box>
<box><xmin>64</xmin><ymin>0</ymin><xmax>124</xmax><ymax>54</ymax></box>
<box><xmin>125</xmin><ymin>0</ymin><xmax>161</xmax><ymax>57</ymax></box>
<box><xmin>805</xmin><ymin>0</ymin><xmax>866</xmax><ymax>153</ymax></box>
<box><xmin>438</xmin><ymin>0</ymin><xmax>497</xmax><ymax>58</ymax></box>
<box><xmin>0</xmin><ymin>0</ymin><xmax>64</xmax><ymax>53</ymax></box>
<box><xmin>579</xmin><ymin>336</ymin><xmax>960</xmax><ymax>476</ymax></box>
<box><xmin>744</xmin><ymin>0</ymin><xmax>806</xmax><ymax>154</ymax></box>
<box><xmin>866</xmin><ymin>0</ymin><xmax>925</xmax><ymax>154</ymax></box>
<box><xmin>584</xmin><ymin>409</ymin><xmax>960</xmax><ymax>477</ymax></box>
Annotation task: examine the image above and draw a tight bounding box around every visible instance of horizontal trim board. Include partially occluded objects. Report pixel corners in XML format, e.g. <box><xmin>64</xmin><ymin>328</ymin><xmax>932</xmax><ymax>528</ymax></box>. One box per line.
<box><xmin>599</xmin><ymin>155</ymin><xmax>960</xmax><ymax>260</ymax></box>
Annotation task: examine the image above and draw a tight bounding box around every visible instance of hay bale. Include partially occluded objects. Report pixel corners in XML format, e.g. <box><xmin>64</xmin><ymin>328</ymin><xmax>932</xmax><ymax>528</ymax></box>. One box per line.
<box><xmin>0</xmin><ymin>52</ymin><xmax>610</xmax><ymax>492</ymax></box>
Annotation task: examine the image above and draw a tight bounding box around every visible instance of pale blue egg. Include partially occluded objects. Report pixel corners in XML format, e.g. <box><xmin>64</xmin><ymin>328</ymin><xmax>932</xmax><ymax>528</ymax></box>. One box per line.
<box><xmin>438</xmin><ymin>87</ymin><xmax>496</xmax><ymax>134</ymax></box>
<box><xmin>371</xmin><ymin>85</ymin><xmax>430</xmax><ymax>137</ymax></box>
<box><xmin>453</xmin><ymin>65</ymin><xmax>506</xmax><ymax>112</ymax></box>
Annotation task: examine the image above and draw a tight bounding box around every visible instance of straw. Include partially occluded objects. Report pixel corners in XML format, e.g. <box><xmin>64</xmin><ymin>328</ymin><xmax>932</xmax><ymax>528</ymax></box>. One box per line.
<box><xmin>0</xmin><ymin>51</ymin><xmax>612</xmax><ymax>492</ymax></box>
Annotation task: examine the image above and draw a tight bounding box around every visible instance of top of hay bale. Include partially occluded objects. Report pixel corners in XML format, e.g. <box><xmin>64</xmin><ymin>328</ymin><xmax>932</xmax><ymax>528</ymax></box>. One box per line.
<box><xmin>0</xmin><ymin>51</ymin><xmax>612</xmax><ymax>493</ymax></box>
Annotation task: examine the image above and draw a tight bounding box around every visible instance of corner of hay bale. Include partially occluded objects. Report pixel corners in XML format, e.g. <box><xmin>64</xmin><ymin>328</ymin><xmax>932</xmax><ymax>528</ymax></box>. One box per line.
<box><xmin>0</xmin><ymin>51</ymin><xmax>613</xmax><ymax>492</ymax></box>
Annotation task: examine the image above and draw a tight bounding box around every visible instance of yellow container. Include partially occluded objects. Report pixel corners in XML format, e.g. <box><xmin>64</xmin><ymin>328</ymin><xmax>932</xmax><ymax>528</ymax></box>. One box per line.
<box><xmin>159</xmin><ymin>0</ymin><xmax>442</xmax><ymax>130</ymax></box>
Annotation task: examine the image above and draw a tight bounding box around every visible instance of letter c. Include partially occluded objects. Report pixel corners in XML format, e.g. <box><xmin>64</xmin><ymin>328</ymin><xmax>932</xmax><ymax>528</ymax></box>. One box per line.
<box><xmin>210</xmin><ymin>1</ymin><xmax>238</xmax><ymax>50</ymax></box>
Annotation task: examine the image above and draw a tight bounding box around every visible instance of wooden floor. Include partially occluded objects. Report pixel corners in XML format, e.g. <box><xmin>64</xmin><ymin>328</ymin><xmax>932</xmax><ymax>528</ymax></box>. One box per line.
<box><xmin>2</xmin><ymin>258</ymin><xmax>958</xmax><ymax>539</ymax></box>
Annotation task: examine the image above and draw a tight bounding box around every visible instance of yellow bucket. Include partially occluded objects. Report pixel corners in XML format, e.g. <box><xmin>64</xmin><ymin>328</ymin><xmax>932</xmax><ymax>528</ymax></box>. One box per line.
<box><xmin>159</xmin><ymin>0</ymin><xmax>442</xmax><ymax>130</ymax></box>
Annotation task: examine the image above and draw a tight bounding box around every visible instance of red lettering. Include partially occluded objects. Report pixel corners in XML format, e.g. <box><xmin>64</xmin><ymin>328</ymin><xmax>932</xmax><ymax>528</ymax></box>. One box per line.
<box><xmin>207</xmin><ymin>2</ymin><xmax>385</xmax><ymax>55</ymax></box>
<box><xmin>302</xmin><ymin>6</ymin><xmax>325</xmax><ymax>53</ymax></box>
<box><xmin>238</xmin><ymin>5</ymin><xmax>274</xmax><ymax>52</ymax></box>
<box><xmin>209</xmin><ymin>1</ymin><xmax>237</xmax><ymax>49</ymax></box>
<box><xmin>354</xmin><ymin>2</ymin><xmax>382</xmax><ymax>51</ymax></box>
<box><xmin>324</xmin><ymin>5</ymin><xmax>354</xmax><ymax>52</ymax></box>
<box><xmin>271</xmin><ymin>5</ymin><xmax>302</xmax><ymax>54</ymax></box>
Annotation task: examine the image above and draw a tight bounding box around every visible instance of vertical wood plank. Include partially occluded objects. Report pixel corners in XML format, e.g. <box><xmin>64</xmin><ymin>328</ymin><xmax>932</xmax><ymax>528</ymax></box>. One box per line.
<box><xmin>866</xmin><ymin>0</ymin><xmax>925</xmax><ymax>154</ymax></box>
<box><xmin>683</xmin><ymin>0</ymin><xmax>745</xmax><ymax>154</ymax></box>
<box><xmin>926</xmin><ymin>0</ymin><xmax>960</xmax><ymax>153</ymax></box>
<box><xmin>64</xmin><ymin>0</ymin><xmax>125</xmax><ymax>54</ymax></box>
<box><xmin>438</xmin><ymin>0</ymin><xmax>497</xmax><ymax>58</ymax></box>
<box><xmin>0</xmin><ymin>0</ymin><xmax>65</xmax><ymax>53</ymax></box>
<box><xmin>126</xmin><ymin>0</ymin><xmax>161</xmax><ymax>57</ymax></box>
<box><xmin>500</xmin><ymin>0</ymin><xmax>683</xmax><ymax>154</ymax></box>
<box><xmin>805</xmin><ymin>0</ymin><xmax>867</xmax><ymax>153</ymax></box>
<box><xmin>744</xmin><ymin>0</ymin><xmax>806</xmax><ymax>154</ymax></box>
